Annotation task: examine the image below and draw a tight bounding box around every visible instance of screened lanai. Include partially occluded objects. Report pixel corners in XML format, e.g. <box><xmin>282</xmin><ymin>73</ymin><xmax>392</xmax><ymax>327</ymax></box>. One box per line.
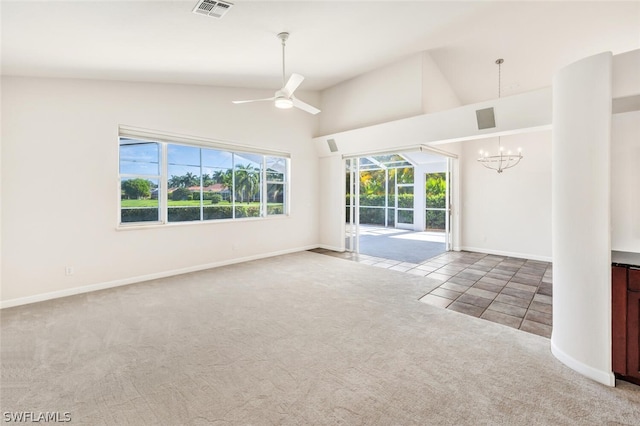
<box><xmin>345</xmin><ymin>151</ymin><xmax>451</xmax><ymax>264</ymax></box>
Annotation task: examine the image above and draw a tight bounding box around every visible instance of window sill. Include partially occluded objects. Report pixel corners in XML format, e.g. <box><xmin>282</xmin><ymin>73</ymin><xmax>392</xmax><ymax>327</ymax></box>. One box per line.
<box><xmin>116</xmin><ymin>214</ymin><xmax>289</xmax><ymax>231</ymax></box>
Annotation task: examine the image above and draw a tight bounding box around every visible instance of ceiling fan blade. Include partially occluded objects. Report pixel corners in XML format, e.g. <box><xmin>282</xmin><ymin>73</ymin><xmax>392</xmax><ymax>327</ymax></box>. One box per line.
<box><xmin>232</xmin><ymin>97</ymin><xmax>275</xmax><ymax>104</ymax></box>
<box><xmin>283</xmin><ymin>73</ymin><xmax>304</xmax><ymax>97</ymax></box>
<box><xmin>292</xmin><ymin>97</ymin><xmax>321</xmax><ymax>115</ymax></box>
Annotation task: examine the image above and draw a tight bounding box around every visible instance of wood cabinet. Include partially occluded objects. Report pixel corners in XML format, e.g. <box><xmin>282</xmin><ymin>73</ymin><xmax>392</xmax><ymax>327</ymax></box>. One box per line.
<box><xmin>627</xmin><ymin>289</ymin><xmax>640</xmax><ymax>383</ymax></box>
<box><xmin>612</xmin><ymin>261</ymin><xmax>640</xmax><ymax>386</ymax></box>
<box><xmin>612</xmin><ymin>266</ymin><xmax>628</xmax><ymax>374</ymax></box>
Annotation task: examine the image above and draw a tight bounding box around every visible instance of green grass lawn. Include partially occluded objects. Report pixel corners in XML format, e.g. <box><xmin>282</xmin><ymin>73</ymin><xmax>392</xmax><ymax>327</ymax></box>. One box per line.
<box><xmin>121</xmin><ymin>199</ymin><xmax>267</xmax><ymax>207</ymax></box>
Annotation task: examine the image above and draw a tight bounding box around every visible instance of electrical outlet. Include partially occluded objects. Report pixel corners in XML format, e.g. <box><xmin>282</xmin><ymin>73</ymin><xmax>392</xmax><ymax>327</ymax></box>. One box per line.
<box><xmin>65</xmin><ymin>266</ymin><xmax>74</xmax><ymax>276</ymax></box>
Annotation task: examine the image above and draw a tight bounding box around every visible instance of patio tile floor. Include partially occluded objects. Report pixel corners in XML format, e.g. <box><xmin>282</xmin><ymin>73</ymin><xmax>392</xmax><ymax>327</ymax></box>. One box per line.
<box><xmin>310</xmin><ymin>248</ymin><xmax>553</xmax><ymax>338</ymax></box>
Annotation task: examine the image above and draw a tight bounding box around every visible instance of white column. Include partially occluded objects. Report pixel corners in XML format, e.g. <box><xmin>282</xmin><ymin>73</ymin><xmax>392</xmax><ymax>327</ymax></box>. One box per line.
<box><xmin>551</xmin><ymin>52</ymin><xmax>613</xmax><ymax>386</ymax></box>
<box><xmin>413</xmin><ymin>165</ymin><xmax>426</xmax><ymax>231</ymax></box>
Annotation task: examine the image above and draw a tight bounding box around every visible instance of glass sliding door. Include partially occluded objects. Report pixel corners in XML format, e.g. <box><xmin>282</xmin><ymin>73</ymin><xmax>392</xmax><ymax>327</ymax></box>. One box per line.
<box><xmin>395</xmin><ymin>166</ymin><xmax>414</xmax><ymax>229</ymax></box>
<box><xmin>445</xmin><ymin>157</ymin><xmax>453</xmax><ymax>251</ymax></box>
<box><xmin>359</xmin><ymin>166</ymin><xmax>386</xmax><ymax>226</ymax></box>
<box><xmin>345</xmin><ymin>158</ymin><xmax>359</xmax><ymax>253</ymax></box>
<box><xmin>425</xmin><ymin>157</ymin><xmax>452</xmax><ymax>250</ymax></box>
<box><xmin>344</xmin><ymin>153</ymin><xmax>420</xmax><ymax>253</ymax></box>
<box><xmin>425</xmin><ymin>172</ymin><xmax>446</xmax><ymax>233</ymax></box>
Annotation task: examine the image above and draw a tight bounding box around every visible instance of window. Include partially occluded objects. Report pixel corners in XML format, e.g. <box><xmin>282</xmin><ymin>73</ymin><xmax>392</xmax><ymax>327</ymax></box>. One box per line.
<box><xmin>119</xmin><ymin>139</ymin><xmax>161</xmax><ymax>223</ymax></box>
<box><xmin>118</xmin><ymin>132</ymin><xmax>289</xmax><ymax>226</ymax></box>
<box><xmin>265</xmin><ymin>156</ymin><xmax>286</xmax><ymax>215</ymax></box>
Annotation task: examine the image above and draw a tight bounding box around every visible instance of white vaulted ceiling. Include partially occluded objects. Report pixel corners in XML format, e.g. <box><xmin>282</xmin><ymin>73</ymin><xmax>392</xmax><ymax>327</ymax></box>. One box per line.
<box><xmin>1</xmin><ymin>0</ymin><xmax>639</xmax><ymax>104</ymax></box>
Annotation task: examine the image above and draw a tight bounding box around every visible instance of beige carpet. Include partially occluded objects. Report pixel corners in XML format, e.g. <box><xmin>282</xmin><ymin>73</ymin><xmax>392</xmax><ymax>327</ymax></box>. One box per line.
<box><xmin>1</xmin><ymin>251</ymin><xmax>639</xmax><ymax>425</ymax></box>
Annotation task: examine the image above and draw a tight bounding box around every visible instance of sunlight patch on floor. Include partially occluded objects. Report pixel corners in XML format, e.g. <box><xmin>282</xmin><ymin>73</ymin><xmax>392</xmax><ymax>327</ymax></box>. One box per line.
<box><xmin>356</xmin><ymin>227</ymin><xmax>408</xmax><ymax>236</ymax></box>
<box><xmin>391</xmin><ymin>232</ymin><xmax>445</xmax><ymax>243</ymax></box>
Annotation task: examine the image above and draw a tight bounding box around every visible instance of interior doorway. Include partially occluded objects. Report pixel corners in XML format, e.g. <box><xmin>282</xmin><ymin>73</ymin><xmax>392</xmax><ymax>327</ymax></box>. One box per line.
<box><xmin>345</xmin><ymin>151</ymin><xmax>452</xmax><ymax>264</ymax></box>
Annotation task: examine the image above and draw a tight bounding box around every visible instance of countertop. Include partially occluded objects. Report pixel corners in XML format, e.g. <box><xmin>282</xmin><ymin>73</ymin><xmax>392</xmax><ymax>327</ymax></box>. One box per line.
<box><xmin>612</xmin><ymin>250</ymin><xmax>640</xmax><ymax>268</ymax></box>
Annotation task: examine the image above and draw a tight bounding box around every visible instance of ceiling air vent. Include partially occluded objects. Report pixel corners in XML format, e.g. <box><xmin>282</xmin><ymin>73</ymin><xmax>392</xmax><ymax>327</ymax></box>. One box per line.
<box><xmin>192</xmin><ymin>0</ymin><xmax>233</xmax><ymax>19</ymax></box>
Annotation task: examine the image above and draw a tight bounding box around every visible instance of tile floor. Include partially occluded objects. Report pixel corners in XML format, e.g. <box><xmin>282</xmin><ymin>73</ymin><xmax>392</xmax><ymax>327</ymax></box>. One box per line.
<box><xmin>311</xmin><ymin>248</ymin><xmax>553</xmax><ymax>338</ymax></box>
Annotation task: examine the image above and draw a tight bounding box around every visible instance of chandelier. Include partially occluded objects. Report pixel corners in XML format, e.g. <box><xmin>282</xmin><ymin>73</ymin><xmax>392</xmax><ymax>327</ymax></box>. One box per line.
<box><xmin>477</xmin><ymin>58</ymin><xmax>523</xmax><ymax>173</ymax></box>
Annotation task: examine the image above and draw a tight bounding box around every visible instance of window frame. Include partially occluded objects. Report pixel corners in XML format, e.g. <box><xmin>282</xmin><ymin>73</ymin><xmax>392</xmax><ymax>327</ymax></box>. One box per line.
<box><xmin>119</xmin><ymin>139</ymin><xmax>163</xmax><ymax>225</ymax></box>
<box><xmin>118</xmin><ymin>127</ymin><xmax>290</xmax><ymax>228</ymax></box>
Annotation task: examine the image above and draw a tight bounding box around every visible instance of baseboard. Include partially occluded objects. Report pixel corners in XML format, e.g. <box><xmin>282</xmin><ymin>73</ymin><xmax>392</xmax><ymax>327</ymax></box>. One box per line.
<box><xmin>460</xmin><ymin>246</ymin><xmax>552</xmax><ymax>263</ymax></box>
<box><xmin>550</xmin><ymin>338</ymin><xmax>615</xmax><ymax>387</ymax></box>
<box><xmin>0</xmin><ymin>245</ymin><xmax>319</xmax><ymax>309</ymax></box>
<box><xmin>317</xmin><ymin>243</ymin><xmax>344</xmax><ymax>252</ymax></box>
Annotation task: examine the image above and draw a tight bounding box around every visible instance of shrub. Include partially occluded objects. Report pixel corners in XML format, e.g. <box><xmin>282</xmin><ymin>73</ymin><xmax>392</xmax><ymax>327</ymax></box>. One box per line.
<box><xmin>359</xmin><ymin>194</ymin><xmax>385</xmax><ymax>207</ymax></box>
<box><xmin>234</xmin><ymin>206</ymin><xmax>260</xmax><ymax>218</ymax></box>
<box><xmin>203</xmin><ymin>206</ymin><xmax>233</xmax><ymax>220</ymax></box>
<box><xmin>359</xmin><ymin>207</ymin><xmax>385</xmax><ymax>225</ymax></box>
<box><xmin>352</xmin><ymin>193</ymin><xmax>414</xmax><ymax>208</ymax></box>
<box><xmin>397</xmin><ymin>209</ymin><xmax>413</xmax><ymax>224</ymax></box>
<box><xmin>171</xmin><ymin>187</ymin><xmax>191</xmax><ymax>201</ymax></box>
<box><xmin>168</xmin><ymin>206</ymin><xmax>200</xmax><ymax>222</ymax></box>
<box><xmin>121</xmin><ymin>208</ymin><xmax>158</xmax><ymax>223</ymax></box>
<box><xmin>426</xmin><ymin>210</ymin><xmax>446</xmax><ymax>231</ymax></box>
<box><xmin>267</xmin><ymin>205</ymin><xmax>283</xmax><ymax>215</ymax></box>
<box><xmin>168</xmin><ymin>205</ymin><xmax>262</xmax><ymax>221</ymax></box>
<box><xmin>210</xmin><ymin>194</ymin><xmax>222</xmax><ymax>204</ymax></box>
<box><xmin>397</xmin><ymin>194</ymin><xmax>413</xmax><ymax>208</ymax></box>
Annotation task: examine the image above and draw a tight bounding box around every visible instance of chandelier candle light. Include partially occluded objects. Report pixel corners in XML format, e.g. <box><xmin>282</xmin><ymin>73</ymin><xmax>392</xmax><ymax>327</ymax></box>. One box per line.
<box><xmin>477</xmin><ymin>58</ymin><xmax>523</xmax><ymax>173</ymax></box>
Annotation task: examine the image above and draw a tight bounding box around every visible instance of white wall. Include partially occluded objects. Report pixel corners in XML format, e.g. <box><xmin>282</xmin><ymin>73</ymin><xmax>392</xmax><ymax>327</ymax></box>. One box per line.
<box><xmin>460</xmin><ymin>132</ymin><xmax>552</xmax><ymax>261</ymax></box>
<box><xmin>612</xmin><ymin>49</ymin><xmax>640</xmax><ymax>98</ymax></box>
<box><xmin>318</xmin><ymin>156</ymin><xmax>345</xmax><ymax>251</ymax></box>
<box><xmin>1</xmin><ymin>76</ymin><xmax>320</xmax><ymax>306</ymax></box>
<box><xmin>318</xmin><ymin>50</ymin><xmax>461</xmax><ymax>138</ymax></box>
<box><xmin>319</xmin><ymin>54</ymin><xmax>424</xmax><ymax>135</ymax></box>
<box><xmin>611</xmin><ymin>49</ymin><xmax>640</xmax><ymax>253</ymax></box>
<box><xmin>421</xmin><ymin>52</ymin><xmax>461</xmax><ymax>113</ymax></box>
<box><xmin>611</xmin><ymin>111</ymin><xmax>640</xmax><ymax>252</ymax></box>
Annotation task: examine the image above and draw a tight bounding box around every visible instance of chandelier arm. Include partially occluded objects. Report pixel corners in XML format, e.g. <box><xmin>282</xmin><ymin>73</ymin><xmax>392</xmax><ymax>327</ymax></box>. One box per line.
<box><xmin>477</xmin><ymin>152</ymin><xmax>522</xmax><ymax>173</ymax></box>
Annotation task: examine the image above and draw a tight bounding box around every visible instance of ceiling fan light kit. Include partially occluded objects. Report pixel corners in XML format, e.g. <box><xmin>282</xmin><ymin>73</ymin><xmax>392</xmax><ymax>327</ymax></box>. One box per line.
<box><xmin>275</xmin><ymin>97</ymin><xmax>293</xmax><ymax>109</ymax></box>
<box><xmin>232</xmin><ymin>32</ymin><xmax>321</xmax><ymax>115</ymax></box>
<box><xmin>477</xmin><ymin>58</ymin><xmax>523</xmax><ymax>173</ymax></box>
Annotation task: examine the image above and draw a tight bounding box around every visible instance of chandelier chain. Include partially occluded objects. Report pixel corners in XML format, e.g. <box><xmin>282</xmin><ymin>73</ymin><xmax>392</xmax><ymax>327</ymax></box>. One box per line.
<box><xmin>496</xmin><ymin>58</ymin><xmax>504</xmax><ymax>98</ymax></box>
<box><xmin>498</xmin><ymin>61</ymin><xmax>501</xmax><ymax>98</ymax></box>
<box><xmin>477</xmin><ymin>58</ymin><xmax>522</xmax><ymax>173</ymax></box>
<box><xmin>496</xmin><ymin>58</ymin><xmax>503</xmax><ymax>149</ymax></box>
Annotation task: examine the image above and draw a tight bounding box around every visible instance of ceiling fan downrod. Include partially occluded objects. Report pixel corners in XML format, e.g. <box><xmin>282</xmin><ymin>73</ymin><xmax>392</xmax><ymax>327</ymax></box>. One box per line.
<box><xmin>277</xmin><ymin>32</ymin><xmax>289</xmax><ymax>89</ymax></box>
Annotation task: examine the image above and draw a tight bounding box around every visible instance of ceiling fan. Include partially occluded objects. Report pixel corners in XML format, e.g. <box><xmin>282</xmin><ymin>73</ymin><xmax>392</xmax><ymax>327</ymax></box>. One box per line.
<box><xmin>232</xmin><ymin>32</ymin><xmax>320</xmax><ymax>115</ymax></box>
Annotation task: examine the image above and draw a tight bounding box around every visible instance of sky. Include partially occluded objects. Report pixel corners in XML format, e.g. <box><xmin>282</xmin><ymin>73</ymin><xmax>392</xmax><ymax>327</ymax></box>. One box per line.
<box><xmin>119</xmin><ymin>138</ymin><xmax>285</xmax><ymax>180</ymax></box>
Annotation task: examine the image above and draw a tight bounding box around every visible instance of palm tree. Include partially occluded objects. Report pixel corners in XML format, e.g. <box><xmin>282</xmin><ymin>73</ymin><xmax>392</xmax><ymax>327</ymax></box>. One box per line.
<box><xmin>212</xmin><ymin>170</ymin><xmax>230</xmax><ymax>185</ymax></box>
<box><xmin>168</xmin><ymin>175</ymin><xmax>183</xmax><ymax>189</ymax></box>
<box><xmin>168</xmin><ymin>173</ymin><xmax>200</xmax><ymax>188</ymax></box>
<box><xmin>183</xmin><ymin>172</ymin><xmax>199</xmax><ymax>187</ymax></box>
<box><xmin>234</xmin><ymin>164</ymin><xmax>260</xmax><ymax>203</ymax></box>
<box><xmin>212</xmin><ymin>169</ymin><xmax>233</xmax><ymax>198</ymax></box>
<box><xmin>202</xmin><ymin>173</ymin><xmax>214</xmax><ymax>187</ymax></box>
